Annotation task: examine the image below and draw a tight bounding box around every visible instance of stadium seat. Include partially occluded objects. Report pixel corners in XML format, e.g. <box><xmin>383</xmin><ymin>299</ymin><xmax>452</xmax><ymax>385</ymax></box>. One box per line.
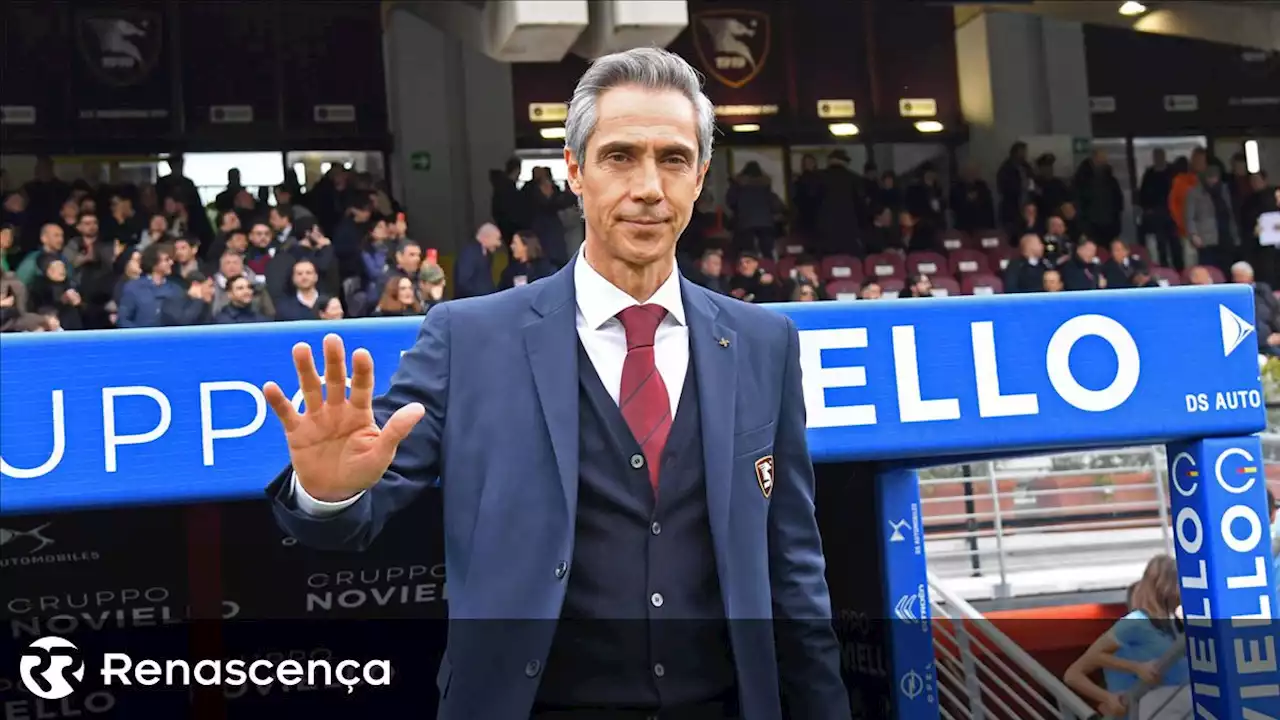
<box><xmin>930</xmin><ymin>276</ymin><xmax>962</xmax><ymax>297</ymax></box>
<box><xmin>777</xmin><ymin>238</ymin><xmax>808</xmax><ymax>256</ymax></box>
<box><xmin>971</xmin><ymin>229</ymin><xmax>1006</xmax><ymax>250</ymax></box>
<box><xmin>962</xmin><ymin>273</ymin><xmax>1004</xmax><ymax>295</ymax></box>
<box><xmin>822</xmin><ymin>254</ymin><xmax>863</xmax><ymax>282</ymax></box>
<box><xmin>1150</xmin><ymin>267</ymin><xmax>1180</xmax><ymax>287</ymax></box>
<box><xmin>1129</xmin><ymin>245</ymin><xmax>1151</xmax><ymax>264</ymax></box>
<box><xmin>757</xmin><ymin>257</ymin><xmax>777</xmax><ymax>275</ymax></box>
<box><xmin>949</xmin><ymin>248</ymin><xmax>990</xmax><ymax>276</ymax></box>
<box><xmin>826</xmin><ymin>280</ymin><xmax>861</xmax><ymax>300</ymax></box>
<box><xmin>775</xmin><ymin>255</ymin><xmax>798</xmax><ymax>280</ymax></box>
<box><xmin>1095</xmin><ymin>247</ymin><xmax>1110</xmax><ymax>263</ymax></box>
<box><xmin>864</xmin><ymin>252</ymin><xmax>906</xmax><ymax>280</ymax></box>
<box><xmin>877</xmin><ymin>277</ymin><xmax>905</xmax><ymax>298</ymax></box>
<box><xmin>906</xmin><ymin>251</ymin><xmax>950</xmax><ymax>278</ymax></box>
<box><xmin>938</xmin><ymin>231</ymin><xmax>968</xmax><ymax>253</ymax></box>
<box><xmin>986</xmin><ymin>246</ymin><xmax>1019</xmax><ymax>272</ymax></box>
<box><xmin>1182</xmin><ymin>264</ymin><xmax>1224</xmax><ymax>284</ymax></box>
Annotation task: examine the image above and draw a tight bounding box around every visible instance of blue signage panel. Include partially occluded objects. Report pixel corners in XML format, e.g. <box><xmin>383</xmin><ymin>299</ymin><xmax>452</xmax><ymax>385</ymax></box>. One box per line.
<box><xmin>0</xmin><ymin>285</ymin><xmax>1266</xmax><ymax>514</ymax></box>
<box><xmin>1165</xmin><ymin>436</ymin><xmax>1280</xmax><ymax>720</ymax></box>
<box><xmin>875</xmin><ymin>469</ymin><xmax>938</xmax><ymax>719</ymax></box>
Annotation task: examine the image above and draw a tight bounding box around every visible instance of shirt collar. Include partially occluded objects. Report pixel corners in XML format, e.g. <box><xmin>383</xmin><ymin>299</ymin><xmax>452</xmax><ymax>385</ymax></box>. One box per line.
<box><xmin>574</xmin><ymin>244</ymin><xmax>685</xmax><ymax>331</ymax></box>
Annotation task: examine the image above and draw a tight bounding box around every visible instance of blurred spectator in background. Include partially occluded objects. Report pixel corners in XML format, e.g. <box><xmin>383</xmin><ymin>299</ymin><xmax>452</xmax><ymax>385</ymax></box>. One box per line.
<box><xmin>1184</xmin><ymin>164</ymin><xmax>1239</xmax><ymax>274</ymax></box>
<box><xmin>997</xmin><ymin>142</ymin><xmax>1033</xmax><ymax>229</ymax></box>
<box><xmin>814</xmin><ymin>149</ymin><xmax>862</xmax><ymax>256</ymax></box>
<box><xmin>1065</xmin><ymin>555</ymin><xmax>1188</xmax><ymax>720</ymax></box>
<box><xmin>455</xmin><ymin>222</ymin><xmax>502</xmax><ymax>299</ymax></box>
<box><xmin>1233</xmin><ymin>261</ymin><xmax>1280</xmax><ymax>357</ymax></box>
<box><xmin>791</xmin><ymin>283</ymin><xmax>819</xmax><ymax>302</ymax></box>
<box><xmin>950</xmin><ymin>162</ymin><xmax>995</xmax><ymax>234</ymax></box>
<box><xmin>1187</xmin><ymin>265</ymin><xmax>1214</xmax><ymax>286</ymax></box>
<box><xmin>1012</xmin><ymin>200</ymin><xmax>1045</xmax><ymax>241</ymax></box>
<box><xmin>1139</xmin><ymin>148</ymin><xmax>1180</xmax><ymax>270</ymax></box>
<box><xmin>1170</xmin><ymin>148</ymin><xmax>1207</xmax><ymax>244</ymax></box>
<box><xmin>1102</xmin><ymin>239</ymin><xmax>1145</xmax><ymax>290</ymax></box>
<box><xmin>500</xmin><ymin>230</ymin><xmax>554</xmax><ymax>291</ymax></box>
<box><xmin>117</xmin><ymin>243</ymin><xmax>181</xmax><ymax>329</ymax></box>
<box><xmin>900</xmin><ymin>274</ymin><xmax>935</xmax><ymax>299</ymax></box>
<box><xmin>784</xmin><ymin>255</ymin><xmax>827</xmax><ymax>301</ymax></box>
<box><xmin>417</xmin><ymin>264</ymin><xmax>447</xmax><ymax>312</ymax></box>
<box><xmin>1042</xmin><ymin>215</ymin><xmax>1072</xmax><ymax>266</ymax></box>
<box><xmin>1062</xmin><ymin>237</ymin><xmax>1107</xmax><ymax>291</ymax></box>
<box><xmin>692</xmin><ymin>249</ymin><xmax>729</xmax><ymax>295</ymax></box>
<box><xmin>214</xmin><ymin>275</ymin><xmax>268</xmax><ymax>325</ymax></box>
<box><xmin>726</xmin><ymin>161</ymin><xmax>785</xmax><ymax>258</ymax></box>
<box><xmin>273</xmin><ymin>258</ymin><xmax>327</xmax><ymax>322</ymax></box>
<box><xmin>525</xmin><ymin>166</ymin><xmax>574</xmax><ymax>267</ymax></box>
<box><xmin>1033</xmin><ymin>154</ymin><xmax>1072</xmax><ymax>223</ymax></box>
<box><xmin>28</xmin><ymin>257</ymin><xmax>82</xmax><ymax>331</ymax></box>
<box><xmin>1042</xmin><ymin>269</ymin><xmax>1065</xmax><ymax>292</ymax></box>
<box><xmin>905</xmin><ymin>162</ymin><xmax>945</xmax><ymax>229</ymax></box>
<box><xmin>858</xmin><ymin>279</ymin><xmax>883</xmax><ymax>300</ymax></box>
<box><xmin>372</xmin><ymin>276</ymin><xmax>423</xmax><ymax>317</ymax></box>
<box><xmin>1074</xmin><ymin>149</ymin><xmax>1125</xmax><ymax>246</ymax></box>
<box><xmin>491</xmin><ymin>157</ymin><xmax>530</xmax><ymax>245</ymax></box>
<box><xmin>1003</xmin><ymin>234</ymin><xmax>1047</xmax><ymax>293</ymax></box>
<box><xmin>161</xmin><ymin>270</ymin><xmax>214</xmax><ymax>327</ymax></box>
<box><xmin>729</xmin><ymin>250</ymin><xmax>777</xmax><ymax>303</ymax></box>
<box><xmin>15</xmin><ymin>223</ymin><xmax>66</xmax><ymax>286</ymax></box>
<box><xmin>1241</xmin><ymin>171</ymin><xmax>1278</xmax><ymax>283</ymax></box>
<box><xmin>791</xmin><ymin>153</ymin><xmax>822</xmax><ymax>241</ymax></box>
<box><xmin>0</xmin><ymin>223</ymin><xmax>13</xmax><ymax>275</ymax></box>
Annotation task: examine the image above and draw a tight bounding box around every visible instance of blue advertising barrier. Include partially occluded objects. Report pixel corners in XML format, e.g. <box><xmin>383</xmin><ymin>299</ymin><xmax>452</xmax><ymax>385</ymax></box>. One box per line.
<box><xmin>1</xmin><ymin>283</ymin><xmax>1274</xmax><ymax>720</ymax></box>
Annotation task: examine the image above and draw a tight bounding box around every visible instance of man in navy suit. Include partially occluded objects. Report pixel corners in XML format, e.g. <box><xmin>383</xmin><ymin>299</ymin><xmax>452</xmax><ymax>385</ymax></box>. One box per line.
<box><xmin>263</xmin><ymin>47</ymin><xmax>848</xmax><ymax>720</ymax></box>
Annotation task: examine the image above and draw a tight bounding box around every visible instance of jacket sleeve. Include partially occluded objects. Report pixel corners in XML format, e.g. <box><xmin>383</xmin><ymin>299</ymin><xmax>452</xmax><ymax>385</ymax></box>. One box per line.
<box><xmin>116</xmin><ymin>283</ymin><xmax>140</xmax><ymax>328</ymax></box>
<box><xmin>769</xmin><ymin>316</ymin><xmax>852</xmax><ymax>720</ymax></box>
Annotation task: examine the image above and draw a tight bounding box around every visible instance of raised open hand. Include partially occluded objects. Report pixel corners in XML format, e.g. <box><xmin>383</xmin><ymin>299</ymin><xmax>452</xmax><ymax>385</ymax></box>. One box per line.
<box><xmin>264</xmin><ymin>333</ymin><xmax>424</xmax><ymax>503</ymax></box>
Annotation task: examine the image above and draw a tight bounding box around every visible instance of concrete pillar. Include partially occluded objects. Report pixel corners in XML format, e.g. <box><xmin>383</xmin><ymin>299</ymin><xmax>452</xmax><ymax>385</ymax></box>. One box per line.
<box><xmin>384</xmin><ymin>9</ymin><xmax>515</xmax><ymax>255</ymax></box>
<box><xmin>955</xmin><ymin>11</ymin><xmax>1091</xmax><ymax>179</ymax></box>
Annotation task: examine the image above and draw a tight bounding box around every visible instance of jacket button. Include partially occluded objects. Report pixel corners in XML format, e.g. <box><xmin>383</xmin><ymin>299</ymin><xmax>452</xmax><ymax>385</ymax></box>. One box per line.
<box><xmin>650</xmin><ymin>592</ymin><xmax>664</xmax><ymax>608</ymax></box>
<box><xmin>650</xmin><ymin>521</ymin><xmax>661</xmax><ymax>536</ymax></box>
<box><xmin>554</xmin><ymin>561</ymin><xmax>568</xmax><ymax>579</ymax></box>
<box><xmin>653</xmin><ymin>663</ymin><xmax>665</xmax><ymax>678</ymax></box>
<box><xmin>630</xmin><ymin>453</ymin><xmax>645</xmax><ymax>469</ymax></box>
<box><xmin>524</xmin><ymin>660</ymin><xmax>541</xmax><ymax>677</ymax></box>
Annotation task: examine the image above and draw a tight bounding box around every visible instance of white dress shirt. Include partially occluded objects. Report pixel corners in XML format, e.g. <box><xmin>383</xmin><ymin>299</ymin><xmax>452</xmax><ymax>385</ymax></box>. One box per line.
<box><xmin>291</xmin><ymin>247</ymin><xmax>689</xmax><ymax>516</ymax></box>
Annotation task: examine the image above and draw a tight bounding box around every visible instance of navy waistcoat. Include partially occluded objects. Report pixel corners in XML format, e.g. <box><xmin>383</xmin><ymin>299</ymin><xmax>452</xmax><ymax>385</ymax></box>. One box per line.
<box><xmin>535</xmin><ymin>343</ymin><xmax>735</xmax><ymax>709</ymax></box>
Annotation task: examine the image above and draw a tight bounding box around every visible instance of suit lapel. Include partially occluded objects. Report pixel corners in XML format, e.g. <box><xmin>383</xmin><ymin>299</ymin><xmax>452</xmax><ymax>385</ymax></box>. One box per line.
<box><xmin>523</xmin><ymin>261</ymin><xmax>580</xmax><ymax>517</ymax></box>
<box><xmin>682</xmin><ymin>278</ymin><xmax>737</xmax><ymax>563</ymax></box>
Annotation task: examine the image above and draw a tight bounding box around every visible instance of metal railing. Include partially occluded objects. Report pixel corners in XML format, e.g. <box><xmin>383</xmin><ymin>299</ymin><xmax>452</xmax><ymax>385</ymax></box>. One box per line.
<box><xmin>921</xmin><ymin>445</ymin><xmax>1174</xmax><ymax>599</ymax></box>
<box><xmin>929</xmin><ymin>571</ymin><xmax>1097</xmax><ymax>720</ymax></box>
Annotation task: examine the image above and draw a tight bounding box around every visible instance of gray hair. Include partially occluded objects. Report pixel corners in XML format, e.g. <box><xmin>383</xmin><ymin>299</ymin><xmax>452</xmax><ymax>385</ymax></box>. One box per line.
<box><xmin>1231</xmin><ymin>260</ymin><xmax>1254</xmax><ymax>278</ymax></box>
<box><xmin>565</xmin><ymin>47</ymin><xmax>717</xmax><ymax>167</ymax></box>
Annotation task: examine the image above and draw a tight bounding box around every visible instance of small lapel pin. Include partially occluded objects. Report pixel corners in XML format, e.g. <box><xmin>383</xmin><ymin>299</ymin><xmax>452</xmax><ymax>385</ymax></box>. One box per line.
<box><xmin>718</xmin><ymin>337</ymin><xmax>730</xmax><ymax>348</ymax></box>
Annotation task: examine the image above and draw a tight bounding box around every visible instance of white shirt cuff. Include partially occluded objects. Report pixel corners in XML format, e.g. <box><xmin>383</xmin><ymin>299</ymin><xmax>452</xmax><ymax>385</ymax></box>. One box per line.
<box><xmin>290</xmin><ymin>472</ymin><xmax>364</xmax><ymax>517</ymax></box>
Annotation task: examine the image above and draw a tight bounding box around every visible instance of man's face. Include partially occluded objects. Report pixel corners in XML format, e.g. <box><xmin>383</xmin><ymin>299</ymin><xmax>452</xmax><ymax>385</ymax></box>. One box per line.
<box><xmin>1043</xmin><ymin>270</ymin><xmax>1064</xmax><ymax>292</ymax></box>
<box><xmin>565</xmin><ymin>85</ymin><xmax>707</xmax><ymax>268</ymax></box>
<box><xmin>197</xmin><ymin>279</ymin><xmax>215</xmax><ymax>303</ymax></box>
<box><xmin>268</xmin><ymin>209</ymin><xmax>288</xmax><ymax>231</ymax></box>
<box><xmin>1190</xmin><ymin>267</ymin><xmax>1212</xmax><ymax>285</ymax></box>
<box><xmin>150</xmin><ymin>215</ymin><xmax>168</xmax><ymax>235</ymax></box>
<box><xmin>1020</xmin><ymin>235</ymin><xmax>1044</xmax><ymax>259</ymax></box>
<box><xmin>42</xmin><ymin>224</ymin><xmax>65</xmax><ymax>252</ymax></box>
<box><xmin>397</xmin><ymin>245</ymin><xmax>423</xmax><ymax>274</ymax></box>
<box><xmin>371</xmin><ymin>220</ymin><xmax>389</xmax><ymax>243</ymax></box>
<box><xmin>1191</xmin><ymin>152</ymin><xmax>1207</xmax><ymax>174</ymax></box>
<box><xmin>155</xmin><ymin>252</ymin><xmax>174</xmax><ymax>276</ymax></box>
<box><xmin>797</xmin><ymin>263</ymin><xmax>819</xmax><ymax>283</ymax></box>
<box><xmin>1077</xmin><ymin>242</ymin><xmax>1097</xmax><ymax>263</ymax></box>
<box><xmin>860</xmin><ymin>283</ymin><xmax>882</xmax><ymax>300</ymax></box>
<box><xmin>0</xmin><ymin>228</ymin><xmax>10</xmax><ymax>251</ymax></box>
<box><xmin>174</xmin><ymin>240</ymin><xmax>195</xmax><ymax>263</ymax></box>
<box><xmin>292</xmin><ymin>262</ymin><xmax>317</xmax><ymax>290</ymax></box>
<box><xmin>220</xmin><ymin>253</ymin><xmax>244</xmax><ymax>278</ymax></box>
<box><xmin>1232</xmin><ymin>266</ymin><xmax>1253</xmax><ymax>284</ymax></box>
<box><xmin>60</xmin><ymin>200</ymin><xmax>79</xmax><ymax>220</ymax></box>
<box><xmin>226</xmin><ymin>231</ymin><xmax>248</xmax><ymax>254</ymax></box>
<box><xmin>249</xmin><ymin>224</ymin><xmax>273</xmax><ymax>248</ymax></box>
<box><xmin>737</xmin><ymin>257</ymin><xmax>759</xmax><ymax>277</ymax></box>
<box><xmin>1048</xmin><ymin>217</ymin><xmax>1066</xmax><ymax>236</ymax></box>
<box><xmin>701</xmin><ymin>253</ymin><xmax>722</xmax><ymax>277</ymax></box>
<box><xmin>76</xmin><ymin>214</ymin><xmax>99</xmax><ymax>239</ymax></box>
<box><xmin>1110</xmin><ymin>241</ymin><xmax>1127</xmax><ymax>261</ymax></box>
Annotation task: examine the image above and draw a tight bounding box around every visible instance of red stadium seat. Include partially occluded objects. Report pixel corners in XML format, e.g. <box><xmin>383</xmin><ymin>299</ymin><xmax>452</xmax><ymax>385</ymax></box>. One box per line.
<box><xmin>930</xmin><ymin>276</ymin><xmax>962</xmax><ymax>297</ymax></box>
<box><xmin>775</xmin><ymin>255</ymin><xmax>798</xmax><ymax>280</ymax></box>
<box><xmin>1095</xmin><ymin>247</ymin><xmax>1110</xmax><ymax>263</ymax></box>
<box><xmin>906</xmin><ymin>251</ymin><xmax>949</xmax><ymax>278</ymax></box>
<box><xmin>826</xmin><ymin>280</ymin><xmax>862</xmax><ymax>300</ymax></box>
<box><xmin>756</xmin><ymin>257</ymin><xmax>777</xmax><ymax>275</ymax></box>
<box><xmin>877</xmin><ymin>277</ymin><xmax>905</xmax><ymax>297</ymax></box>
<box><xmin>776</xmin><ymin>238</ymin><xmax>808</xmax><ymax>256</ymax></box>
<box><xmin>971</xmin><ymin>229</ymin><xmax>1007</xmax><ymax>251</ymax></box>
<box><xmin>821</xmin><ymin>254</ymin><xmax>863</xmax><ymax>282</ymax></box>
<box><xmin>962</xmin><ymin>273</ymin><xmax>1004</xmax><ymax>295</ymax></box>
<box><xmin>1182</xmin><ymin>264</ymin><xmax>1224</xmax><ymax>284</ymax></box>
<box><xmin>863</xmin><ymin>252</ymin><xmax>906</xmax><ymax>280</ymax></box>
<box><xmin>938</xmin><ymin>231</ymin><xmax>968</xmax><ymax>253</ymax></box>
<box><xmin>1150</xmin><ymin>267</ymin><xmax>1180</xmax><ymax>286</ymax></box>
<box><xmin>949</xmin><ymin>248</ymin><xmax>990</xmax><ymax>276</ymax></box>
<box><xmin>986</xmin><ymin>246</ymin><xmax>1019</xmax><ymax>272</ymax></box>
<box><xmin>1129</xmin><ymin>245</ymin><xmax>1151</xmax><ymax>264</ymax></box>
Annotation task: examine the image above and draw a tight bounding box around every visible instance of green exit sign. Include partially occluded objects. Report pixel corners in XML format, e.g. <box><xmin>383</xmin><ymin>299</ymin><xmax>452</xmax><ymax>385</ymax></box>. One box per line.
<box><xmin>410</xmin><ymin>151</ymin><xmax>431</xmax><ymax>172</ymax></box>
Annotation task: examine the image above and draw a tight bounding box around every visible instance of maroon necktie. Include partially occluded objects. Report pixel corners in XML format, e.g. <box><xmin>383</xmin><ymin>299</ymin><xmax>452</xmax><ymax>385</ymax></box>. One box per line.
<box><xmin>617</xmin><ymin>304</ymin><xmax>671</xmax><ymax>493</ymax></box>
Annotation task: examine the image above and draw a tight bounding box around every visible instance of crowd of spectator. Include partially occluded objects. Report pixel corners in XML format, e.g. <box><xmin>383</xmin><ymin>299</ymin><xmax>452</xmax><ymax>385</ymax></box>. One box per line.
<box><xmin>3</xmin><ymin>143</ymin><xmax>1278</xmax><ymax>334</ymax></box>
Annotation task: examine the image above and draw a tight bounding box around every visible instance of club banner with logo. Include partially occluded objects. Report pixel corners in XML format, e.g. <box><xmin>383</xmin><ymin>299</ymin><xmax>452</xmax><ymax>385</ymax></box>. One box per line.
<box><xmin>669</xmin><ymin>1</ymin><xmax>787</xmax><ymax>126</ymax></box>
<box><xmin>69</xmin><ymin>2</ymin><xmax>177</xmax><ymax>140</ymax></box>
<box><xmin>0</xmin><ymin>2</ymin><xmax>71</xmax><ymax>147</ymax></box>
<box><xmin>178</xmin><ymin>2</ymin><xmax>282</xmax><ymax>146</ymax></box>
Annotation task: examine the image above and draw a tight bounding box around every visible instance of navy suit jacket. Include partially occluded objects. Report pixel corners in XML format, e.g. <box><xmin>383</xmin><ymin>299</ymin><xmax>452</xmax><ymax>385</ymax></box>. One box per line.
<box><xmin>268</xmin><ymin>255</ymin><xmax>848</xmax><ymax>720</ymax></box>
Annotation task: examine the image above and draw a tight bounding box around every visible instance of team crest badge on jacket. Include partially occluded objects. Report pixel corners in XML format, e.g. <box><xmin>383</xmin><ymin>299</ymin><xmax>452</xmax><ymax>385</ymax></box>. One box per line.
<box><xmin>755</xmin><ymin>455</ymin><xmax>774</xmax><ymax>498</ymax></box>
